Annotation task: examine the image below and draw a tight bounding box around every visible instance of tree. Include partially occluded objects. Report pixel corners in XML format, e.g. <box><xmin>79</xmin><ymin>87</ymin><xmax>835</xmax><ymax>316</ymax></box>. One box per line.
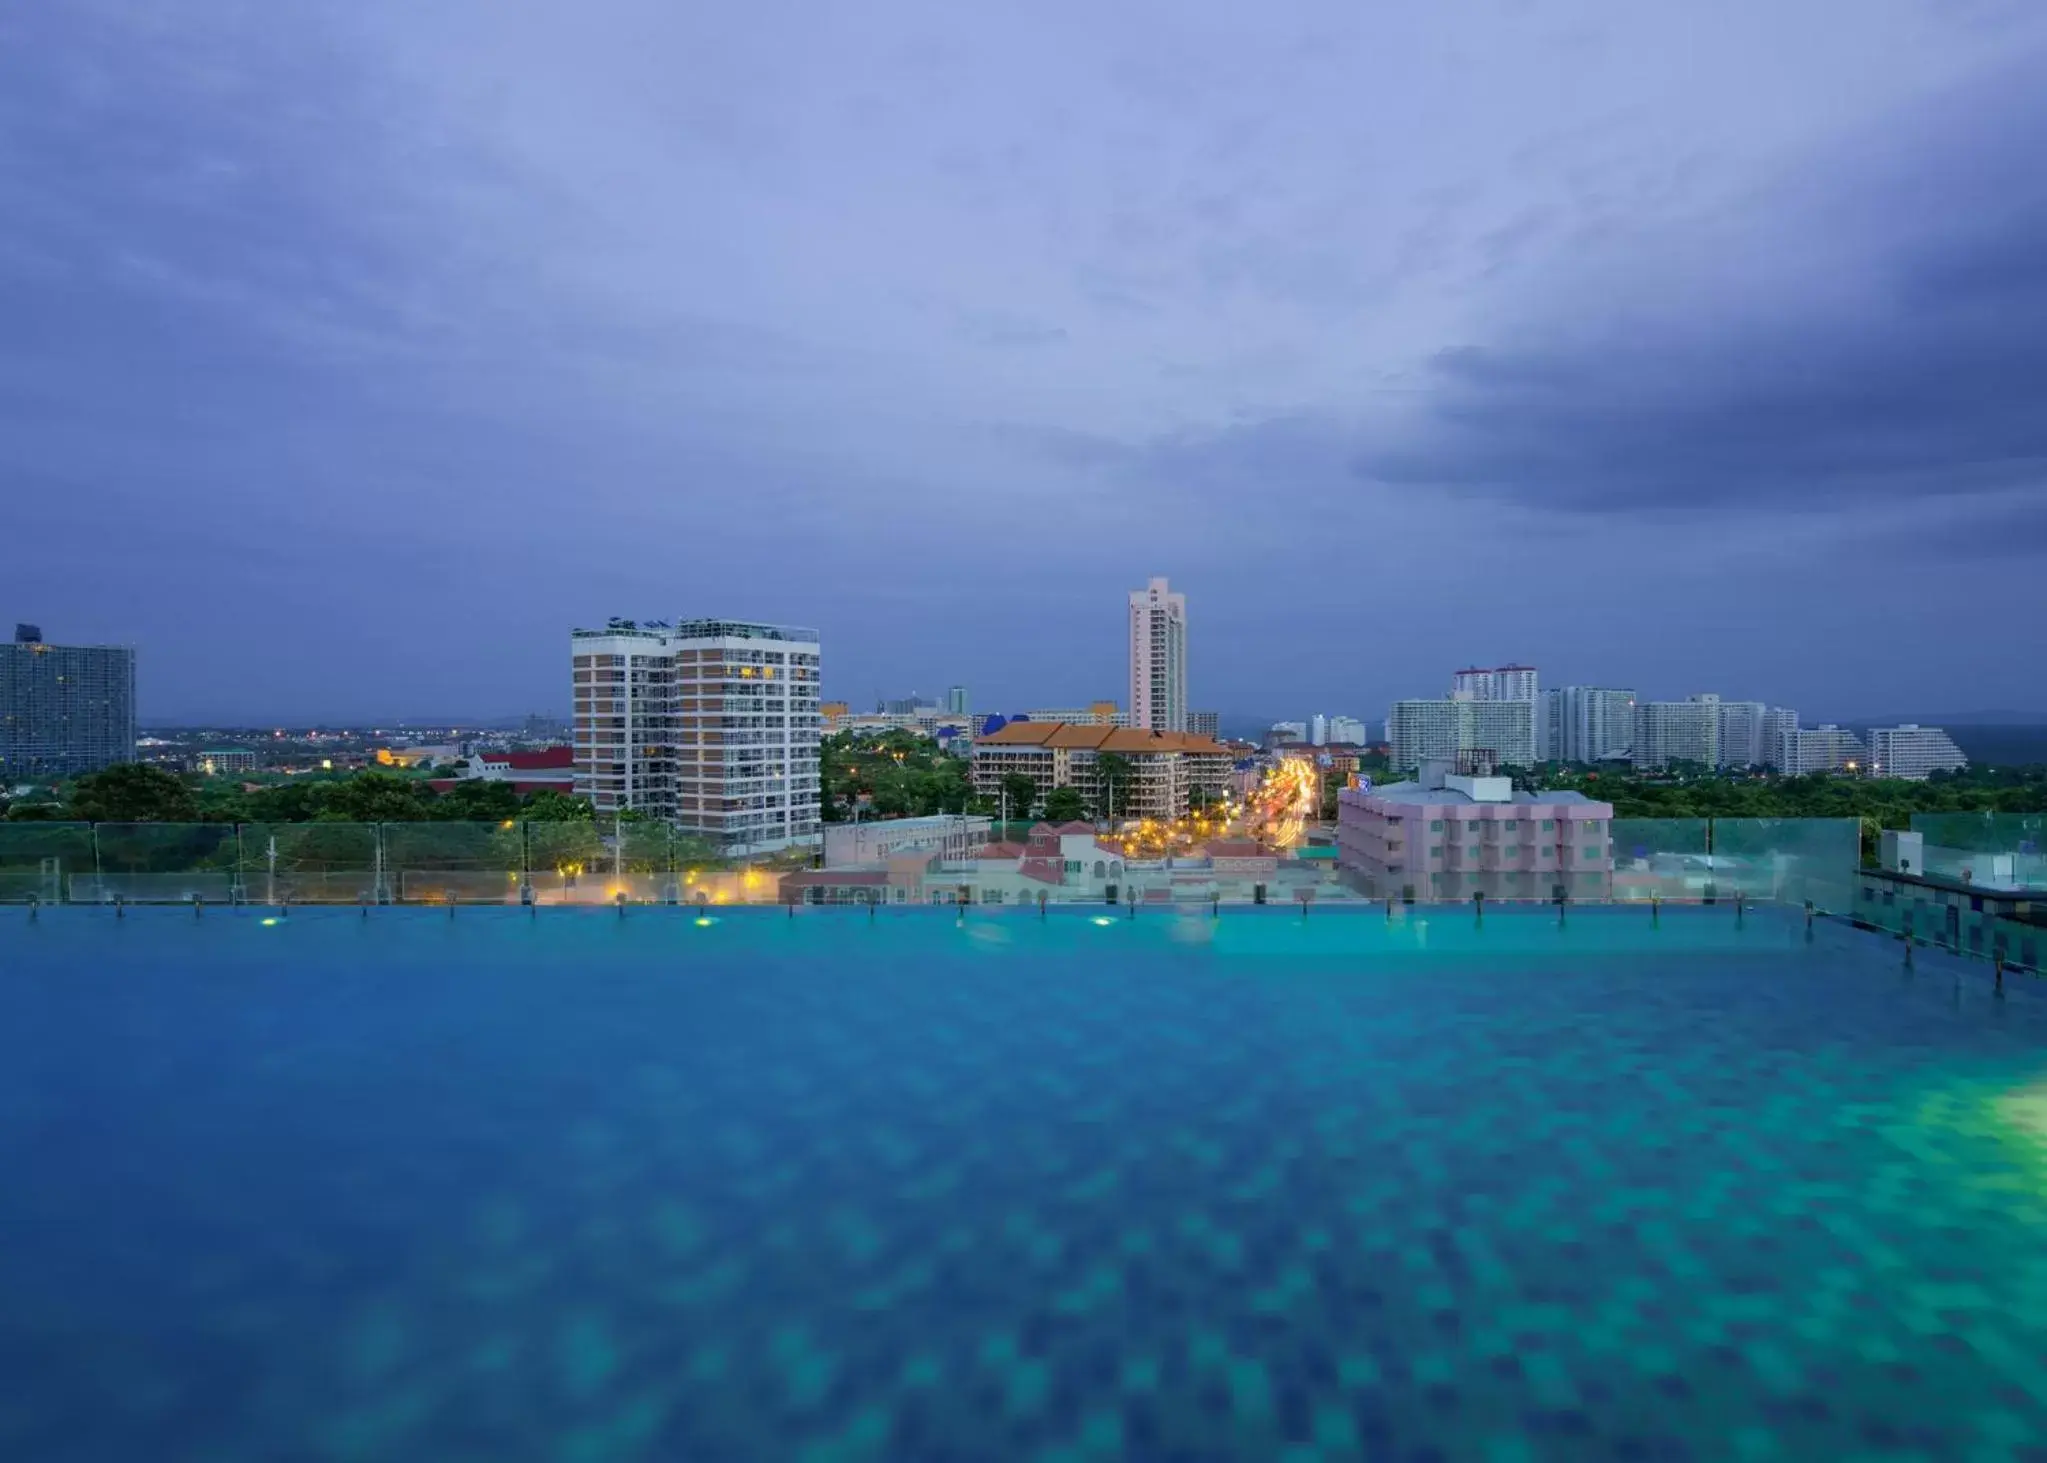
<box><xmin>999</xmin><ymin>773</ymin><xmax>1038</xmax><ymax>819</ymax></box>
<box><xmin>314</xmin><ymin>770</ymin><xmax>432</xmax><ymax>823</ymax></box>
<box><xmin>1092</xmin><ymin>753</ymin><xmax>1135</xmax><ymax>821</ymax></box>
<box><xmin>1043</xmin><ymin>786</ymin><xmax>1089</xmax><ymax>823</ymax></box>
<box><xmin>430</xmin><ymin>779</ymin><xmax>523</xmax><ymax>822</ymax></box>
<box><xmin>521</xmin><ymin>789</ymin><xmax>595</xmax><ymax>821</ymax></box>
<box><xmin>66</xmin><ymin>764</ymin><xmax>199</xmax><ymax>822</ymax></box>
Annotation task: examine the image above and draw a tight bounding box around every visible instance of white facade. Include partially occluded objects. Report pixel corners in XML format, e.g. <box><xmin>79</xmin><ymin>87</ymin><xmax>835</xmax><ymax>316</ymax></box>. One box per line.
<box><xmin>1632</xmin><ymin>698</ymin><xmax>1721</xmax><ymax>770</ymax></box>
<box><xmin>1309</xmin><ymin>714</ymin><xmax>1329</xmax><ymax>746</ymax></box>
<box><xmin>1452</xmin><ymin>665</ymin><xmax>1539</xmax><ymax>703</ymax></box>
<box><xmin>1547</xmin><ymin>687</ymin><xmax>1636</xmax><ymax>763</ymax></box>
<box><xmin>1779</xmin><ymin>725</ymin><xmax>1867</xmax><ymax>776</ymax></box>
<box><xmin>1027</xmin><ymin>705</ymin><xmax>1127</xmax><ymax>727</ymax></box>
<box><xmin>1328</xmin><ymin>715</ymin><xmax>1369</xmax><ymax>746</ymax></box>
<box><xmin>824</xmin><ymin>814</ymin><xmax>990</xmax><ymax>867</ymax></box>
<box><xmin>1761</xmin><ymin>706</ymin><xmax>1800</xmax><ymax>769</ymax></box>
<box><xmin>1388</xmin><ymin>699</ymin><xmax>1535</xmax><ymax>771</ymax></box>
<box><xmin>1715</xmin><ymin>700</ymin><xmax>1769</xmax><ymax>769</ymax></box>
<box><xmin>1128</xmin><ymin>577</ymin><xmax>1188</xmax><ymax>733</ymax></box>
<box><xmin>572</xmin><ymin>618</ymin><xmax>822</xmax><ymax>852</ymax></box>
<box><xmin>1268</xmin><ymin>721</ymin><xmax>1307</xmax><ymax>747</ymax></box>
<box><xmin>1867</xmin><ymin>725</ymin><xmax>1967</xmax><ymax>780</ymax></box>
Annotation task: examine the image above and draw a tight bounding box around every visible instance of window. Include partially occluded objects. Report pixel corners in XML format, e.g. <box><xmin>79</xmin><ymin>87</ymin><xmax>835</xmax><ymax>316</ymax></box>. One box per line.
<box><xmin>1429</xmin><ymin>819</ymin><xmax>1444</xmax><ymax>832</ymax></box>
<box><xmin>1541</xmin><ymin>819</ymin><xmax>1555</xmax><ymax>831</ymax></box>
<box><xmin>1503</xmin><ymin>820</ymin><xmax>1518</xmax><ymax>831</ymax></box>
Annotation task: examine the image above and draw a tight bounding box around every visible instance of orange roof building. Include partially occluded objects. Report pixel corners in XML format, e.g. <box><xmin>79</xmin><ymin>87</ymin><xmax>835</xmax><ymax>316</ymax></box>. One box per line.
<box><xmin>970</xmin><ymin>722</ymin><xmax>1233</xmax><ymax>821</ymax></box>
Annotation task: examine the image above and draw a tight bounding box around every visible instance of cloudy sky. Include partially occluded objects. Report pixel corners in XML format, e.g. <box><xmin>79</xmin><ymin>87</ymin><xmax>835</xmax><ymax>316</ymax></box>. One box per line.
<box><xmin>5</xmin><ymin>0</ymin><xmax>2044</xmax><ymax>723</ymax></box>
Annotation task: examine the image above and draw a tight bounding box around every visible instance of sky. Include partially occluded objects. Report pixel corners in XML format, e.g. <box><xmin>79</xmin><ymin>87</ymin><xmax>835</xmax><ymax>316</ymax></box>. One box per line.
<box><xmin>4</xmin><ymin>0</ymin><xmax>2046</xmax><ymax>724</ymax></box>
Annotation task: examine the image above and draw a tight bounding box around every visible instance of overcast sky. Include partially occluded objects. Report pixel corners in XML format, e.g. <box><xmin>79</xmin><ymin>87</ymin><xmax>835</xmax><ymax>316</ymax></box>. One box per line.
<box><xmin>5</xmin><ymin>1</ymin><xmax>2045</xmax><ymax>723</ymax></box>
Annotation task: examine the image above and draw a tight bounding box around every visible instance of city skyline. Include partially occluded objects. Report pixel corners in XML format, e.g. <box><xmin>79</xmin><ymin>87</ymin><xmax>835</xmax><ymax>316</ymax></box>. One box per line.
<box><xmin>9</xmin><ymin>6</ymin><xmax>2047</xmax><ymax>722</ymax></box>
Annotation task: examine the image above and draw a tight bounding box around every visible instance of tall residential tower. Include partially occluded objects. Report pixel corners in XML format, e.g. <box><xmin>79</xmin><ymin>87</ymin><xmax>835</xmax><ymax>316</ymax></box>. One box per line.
<box><xmin>1128</xmin><ymin>577</ymin><xmax>1187</xmax><ymax>733</ymax></box>
<box><xmin>571</xmin><ymin>617</ymin><xmax>822</xmax><ymax>852</ymax></box>
<box><xmin>1</xmin><ymin>624</ymin><xmax>137</xmax><ymax>779</ymax></box>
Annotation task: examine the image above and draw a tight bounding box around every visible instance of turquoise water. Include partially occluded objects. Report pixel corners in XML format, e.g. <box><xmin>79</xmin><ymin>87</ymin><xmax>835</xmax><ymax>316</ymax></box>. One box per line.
<box><xmin>4</xmin><ymin>905</ymin><xmax>2047</xmax><ymax>1461</ymax></box>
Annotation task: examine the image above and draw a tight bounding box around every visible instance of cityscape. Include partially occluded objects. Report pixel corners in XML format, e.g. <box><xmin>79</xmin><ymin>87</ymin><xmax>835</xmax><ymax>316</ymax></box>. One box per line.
<box><xmin>9</xmin><ymin>6</ymin><xmax>2047</xmax><ymax>1462</ymax></box>
<box><xmin>0</xmin><ymin>575</ymin><xmax>2026</xmax><ymax>910</ymax></box>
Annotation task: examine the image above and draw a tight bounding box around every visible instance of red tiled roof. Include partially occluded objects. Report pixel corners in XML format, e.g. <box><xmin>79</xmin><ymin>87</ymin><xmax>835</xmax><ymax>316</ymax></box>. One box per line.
<box><xmin>979</xmin><ymin>840</ymin><xmax>1028</xmax><ymax>858</ymax></box>
<box><xmin>481</xmin><ymin>746</ymin><xmax>576</xmax><ymax>770</ymax></box>
<box><xmin>1019</xmin><ymin>858</ymin><xmax>1064</xmax><ymax>884</ymax></box>
<box><xmin>978</xmin><ymin>723</ymin><xmax>1232</xmax><ymax>756</ymax></box>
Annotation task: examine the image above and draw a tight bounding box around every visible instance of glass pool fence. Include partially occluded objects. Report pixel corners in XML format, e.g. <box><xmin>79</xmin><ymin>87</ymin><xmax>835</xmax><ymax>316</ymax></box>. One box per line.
<box><xmin>0</xmin><ymin>818</ymin><xmax>1866</xmax><ymax>913</ymax></box>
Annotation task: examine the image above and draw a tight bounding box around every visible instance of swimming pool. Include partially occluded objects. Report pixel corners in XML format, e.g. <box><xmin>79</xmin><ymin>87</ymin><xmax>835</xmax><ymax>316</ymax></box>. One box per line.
<box><xmin>4</xmin><ymin>905</ymin><xmax>2044</xmax><ymax>1461</ymax></box>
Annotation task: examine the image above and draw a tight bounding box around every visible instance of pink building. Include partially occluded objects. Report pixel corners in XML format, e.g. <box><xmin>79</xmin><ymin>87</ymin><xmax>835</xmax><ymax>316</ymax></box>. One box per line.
<box><xmin>1337</xmin><ymin>761</ymin><xmax>1613</xmax><ymax>901</ymax></box>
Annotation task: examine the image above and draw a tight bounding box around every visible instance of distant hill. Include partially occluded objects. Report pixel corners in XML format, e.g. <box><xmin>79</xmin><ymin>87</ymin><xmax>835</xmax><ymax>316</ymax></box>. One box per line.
<box><xmin>1939</xmin><ymin>725</ymin><xmax>2047</xmax><ymax>767</ymax></box>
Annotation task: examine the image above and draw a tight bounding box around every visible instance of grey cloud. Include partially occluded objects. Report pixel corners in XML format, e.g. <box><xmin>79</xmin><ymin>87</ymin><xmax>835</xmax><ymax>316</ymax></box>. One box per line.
<box><xmin>1349</xmin><ymin>52</ymin><xmax>2047</xmax><ymax>518</ymax></box>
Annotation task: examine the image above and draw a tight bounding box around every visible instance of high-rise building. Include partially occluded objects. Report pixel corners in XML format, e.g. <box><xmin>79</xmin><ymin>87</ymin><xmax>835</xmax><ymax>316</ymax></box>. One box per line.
<box><xmin>946</xmin><ymin>686</ymin><xmax>969</xmax><ymax>716</ymax></box>
<box><xmin>1759</xmin><ymin>707</ymin><xmax>1799</xmax><ymax>769</ymax></box>
<box><xmin>1451</xmin><ymin>665</ymin><xmax>1539</xmax><ymax>703</ymax></box>
<box><xmin>1309</xmin><ymin>713</ymin><xmax>1329</xmax><ymax>746</ymax></box>
<box><xmin>1189</xmin><ymin>710</ymin><xmax>1220</xmax><ymax>739</ymax></box>
<box><xmin>1</xmin><ymin>624</ymin><xmax>137</xmax><ymax>779</ymax></box>
<box><xmin>1714</xmin><ymin>700</ymin><xmax>1769</xmax><ymax>769</ymax></box>
<box><xmin>1128</xmin><ymin>577</ymin><xmax>1187</xmax><ymax>733</ymax></box>
<box><xmin>1267</xmin><ymin>721</ymin><xmax>1307</xmax><ymax>748</ymax></box>
<box><xmin>1028</xmin><ymin>702</ymin><xmax>1126</xmax><ymax>727</ymax></box>
<box><xmin>1631</xmin><ymin>698</ymin><xmax>1722</xmax><ymax>770</ymax></box>
<box><xmin>1866</xmin><ymin>725</ymin><xmax>1966</xmax><ymax>780</ymax></box>
<box><xmin>1541</xmin><ymin>687</ymin><xmax>1637</xmax><ymax>764</ymax></box>
<box><xmin>571</xmin><ymin>617</ymin><xmax>822</xmax><ymax>851</ymax></box>
<box><xmin>1779</xmin><ymin>725</ymin><xmax>1868</xmax><ymax>777</ymax></box>
<box><xmin>1388</xmin><ymin>699</ymin><xmax>1534</xmax><ymax>771</ymax></box>
<box><xmin>1327</xmin><ymin>715</ymin><xmax>1368</xmax><ymax>746</ymax></box>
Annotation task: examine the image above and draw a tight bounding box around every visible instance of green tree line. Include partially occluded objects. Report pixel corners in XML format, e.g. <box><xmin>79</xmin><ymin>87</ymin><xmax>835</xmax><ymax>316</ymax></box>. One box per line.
<box><xmin>2</xmin><ymin>763</ymin><xmax>600</xmax><ymax>825</ymax></box>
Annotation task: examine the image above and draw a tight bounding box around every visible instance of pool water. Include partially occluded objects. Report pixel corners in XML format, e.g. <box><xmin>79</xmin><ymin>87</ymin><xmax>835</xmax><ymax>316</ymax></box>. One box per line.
<box><xmin>5</xmin><ymin>906</ymin><xmax>2047</xmax><ymax>1462</ymax></box>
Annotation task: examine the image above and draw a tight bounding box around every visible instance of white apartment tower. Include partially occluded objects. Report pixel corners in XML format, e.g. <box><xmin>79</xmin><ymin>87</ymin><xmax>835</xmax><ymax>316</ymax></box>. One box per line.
<box><xmin>1452</xmin><ymin>665</ymin><xmax>1540</xmax><ymax>703</ymax></box>
<box><xmin>1545</xmin><ymin>687</ymin><xmax>1637</xmax><ymax>764</ymax></box>
<box><xmin>1779</xmin><ymin>725</ymin><xmax>1868</xmax><ymax>777</ymax></box>
<box><xmin>1128</xmin><ymin>577</ymin><xmax>1188</xmax><ymax>733</ymax></box>
<box><xmin>1714</xmin><ymin>700</ymin><xmax>1770</xmax><ymax>769</ymax></box>
<box><xmin>1866</xmin><ymin>725</ymin><xmax>1966</xmax><ymax>780</ymax></box>
<box><xmin>572</xmin><ymin>617</ymin><xmax>823</xmax><ymax>852</ymax></box>
<box><xmin>1388</xmin><ymin>699</ymin><xmax>1535</xmax><ymax>771</ymax></box>
<box><xmin>1632</xmin><ymin>697</ymin><xmax>1722</xmax><ymax>770</ymax></box>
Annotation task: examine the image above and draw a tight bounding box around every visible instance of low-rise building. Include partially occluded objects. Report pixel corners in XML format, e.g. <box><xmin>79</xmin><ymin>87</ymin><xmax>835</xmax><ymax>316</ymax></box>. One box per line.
<box><xmin>970</xmin><ymin>722</ymin><xmax>1232</xmax><ymax>820</ymax></box>
<box><xmin>197</xmin><ymin>748</ymin><xmax>258</xmax><ymax>775</ymax></box>
<box><xmin>823</xmin><ymin>814</ymin><xmax>991</xmax><ymax>866</ymax></box>
<box><xmin>1336</xmin><ymin>760</ymin><xmax>1614</xmax><ymax>901</ymax></box>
